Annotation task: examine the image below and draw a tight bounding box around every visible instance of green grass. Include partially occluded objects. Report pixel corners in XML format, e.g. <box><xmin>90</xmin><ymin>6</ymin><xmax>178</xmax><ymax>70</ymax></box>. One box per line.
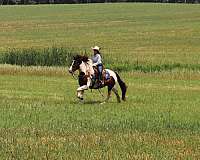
<box><xmin>0</xmin><ymin>3</ymin><xmax>200</xmax><ymax>67</ymax></box>
<box><xmin>0</xmin><ymin>67</ymin><xmax>200</xmax><ymax>159</ymax></box>
<box><xmin>0</xmin><ymin>3</ymin><xmax>200</xmax><ymax>159</ymax></box>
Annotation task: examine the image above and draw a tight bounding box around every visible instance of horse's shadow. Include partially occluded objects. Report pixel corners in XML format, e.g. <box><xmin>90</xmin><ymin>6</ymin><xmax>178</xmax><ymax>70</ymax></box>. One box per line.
<box><xmin>71</xmin><ymin>100</ymin><xmax>103</xmax><ymax>105</ymax></box>
<box><xmin>82</xmin><ymin>100</ymin><xmax>103</xmax><ymax>105</ymax></box>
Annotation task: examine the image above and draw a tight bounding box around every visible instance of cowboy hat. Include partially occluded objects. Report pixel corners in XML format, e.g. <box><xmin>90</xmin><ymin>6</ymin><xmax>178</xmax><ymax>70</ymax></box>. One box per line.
<box><xmin>91</xmin><ymin>46</ymin><xmax>101</xmax><ymax>52</ymax></box>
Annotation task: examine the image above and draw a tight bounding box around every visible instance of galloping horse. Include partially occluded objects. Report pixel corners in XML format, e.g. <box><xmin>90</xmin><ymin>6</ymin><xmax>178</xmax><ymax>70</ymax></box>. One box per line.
<box><xmin>68</xmin><ymin>55</ymin><xmax>127</xmax><ymax>103</ymax></box>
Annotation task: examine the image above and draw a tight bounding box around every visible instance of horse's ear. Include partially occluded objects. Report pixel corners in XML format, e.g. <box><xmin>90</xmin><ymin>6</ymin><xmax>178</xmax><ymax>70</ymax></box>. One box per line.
<box><xmin>73</xmin><ymin>55</ymin><xmax>78</xmax><ymax>60</ymax></box>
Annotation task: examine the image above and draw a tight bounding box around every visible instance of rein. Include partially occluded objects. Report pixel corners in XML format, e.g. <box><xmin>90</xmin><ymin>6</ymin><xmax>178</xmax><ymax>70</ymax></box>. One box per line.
<box><xmin>98</xmin><ymin>88</ymin><xmax>105</xmax><ymax>98</ymax></box>
<box><xmin>71</xmin><ymin>73</ymin><xmax>78</xmax><ymax>80</ymax></box>
<box><xmin>90</xmin><ymin>87</ymin><xmax>105</xmax><ymax>98</ymax></box>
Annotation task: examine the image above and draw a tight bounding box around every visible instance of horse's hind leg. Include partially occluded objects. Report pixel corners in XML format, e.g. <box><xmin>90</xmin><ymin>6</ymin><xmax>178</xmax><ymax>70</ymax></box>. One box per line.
<box><xmin>105</xmin><ymin>90</ymin><xmax>111</xmax><ymax>102</ymax></box>
<box><xmin>104</xmin><ymin>85</ymin><xmax>112</xmax><ymax>102</ymax></box>
<box><xmin>112</xmin><ymin>87</ymin><xmax>121</xmax><ymax>103</ymax></box>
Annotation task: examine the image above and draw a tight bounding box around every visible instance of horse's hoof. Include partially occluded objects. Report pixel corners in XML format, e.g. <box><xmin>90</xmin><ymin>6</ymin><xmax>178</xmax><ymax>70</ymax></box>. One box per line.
<box><xmin>77</xmin><ymin>97</ymin><xmax>84</xmax><ymax>103</ymax></box>
<box><xmin>117</xmin><ymin>98</ymin><xmax>121</xmax><ymax>103</ymax></box>
<box><xmin>78</xmin><ymin>100</ymin><xmax>84</xmax><ymax>104</ymax></box>
<box><xmin>100</xmin><ymin>101</ymin><xmax>106</xmax><ymax>105</ymax></box>
<box><xmin>77</xmin><ymin>97</ymin><xmax>83</xmax><ymax>100</ymax></box>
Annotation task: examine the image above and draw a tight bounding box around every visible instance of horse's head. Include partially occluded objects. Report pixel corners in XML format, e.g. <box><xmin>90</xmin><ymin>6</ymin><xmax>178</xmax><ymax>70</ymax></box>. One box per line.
<box><xmin>68</xmin><ymin>55</ymin><xmax>89</xmax><ymax>74</ymax></box>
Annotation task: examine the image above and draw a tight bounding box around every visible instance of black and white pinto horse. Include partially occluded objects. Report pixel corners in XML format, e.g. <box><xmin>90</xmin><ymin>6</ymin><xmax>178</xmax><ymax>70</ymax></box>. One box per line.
<box><xmin>68</xmin><ymin>55</ymin><xmax>127</xmax><ymax>103</ymax></box>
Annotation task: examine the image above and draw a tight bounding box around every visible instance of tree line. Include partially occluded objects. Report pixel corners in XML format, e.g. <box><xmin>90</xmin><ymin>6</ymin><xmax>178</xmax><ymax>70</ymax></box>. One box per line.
<box><xmin>1</xmin><ymin>0</ymin><xmax>199</xmax><ymax>5</ymax></box>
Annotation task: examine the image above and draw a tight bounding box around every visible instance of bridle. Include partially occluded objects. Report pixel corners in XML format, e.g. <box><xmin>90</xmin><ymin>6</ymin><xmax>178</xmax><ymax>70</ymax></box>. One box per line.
<box><xmin>69</xmin><ymin>60</ymin><xmax>79</xmax><ymax>80</ymax></box>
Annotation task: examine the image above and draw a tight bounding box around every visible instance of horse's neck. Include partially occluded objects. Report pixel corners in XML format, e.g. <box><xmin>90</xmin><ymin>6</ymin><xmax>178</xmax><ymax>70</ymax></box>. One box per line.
<box><xmin>79</xmin><ymin>62</ymin><xmax>86</xmax><ymax>74</ymax></box>
<box><xmin>79</xmin><ymin>60</ymin><xmax>94</xmax><ymax>76</ymax></box>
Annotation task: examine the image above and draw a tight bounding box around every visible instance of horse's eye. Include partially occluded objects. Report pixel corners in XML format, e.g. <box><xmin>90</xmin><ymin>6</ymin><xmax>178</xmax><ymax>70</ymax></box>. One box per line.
<box><xmin>77</xmin><ymin>60</ymin><xmax>81</xmax><ymax>64</ymax></box>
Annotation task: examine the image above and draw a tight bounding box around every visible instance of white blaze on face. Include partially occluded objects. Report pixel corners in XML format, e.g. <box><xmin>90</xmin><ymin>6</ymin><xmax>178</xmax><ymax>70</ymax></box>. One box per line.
<box><xmin>69</xmin><ymin>60</ymin><xmax>74</xmax><ymax>72</ymax></box>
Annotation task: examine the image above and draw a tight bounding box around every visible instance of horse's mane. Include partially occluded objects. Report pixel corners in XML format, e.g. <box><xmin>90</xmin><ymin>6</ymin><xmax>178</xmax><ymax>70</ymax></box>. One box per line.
<box><xmin>74</xmin><ymin>55</ymin><xmax>89</xmax><ymax>62</ymax></box>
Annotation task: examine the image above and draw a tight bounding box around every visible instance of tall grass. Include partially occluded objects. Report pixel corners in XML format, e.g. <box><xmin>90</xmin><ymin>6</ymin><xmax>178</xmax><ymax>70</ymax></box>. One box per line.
<box><xmin>1</xmin><ymin>47</ymin><xmax>79</xmax><ymax>67</ymax></box>
<box><xmin>2</xmin><ymin>47</ymin><xmax>200</xmax><ymax>72</ymax></box>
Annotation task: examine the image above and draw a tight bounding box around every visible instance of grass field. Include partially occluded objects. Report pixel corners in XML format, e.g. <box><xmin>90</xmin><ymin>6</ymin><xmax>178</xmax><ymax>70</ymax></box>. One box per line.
<box><xmin>0</xmin><ymin>3</ymin><xmax>200</xmax><ymax>159</ymax></box>
<box><xmin>1</xmin><ymin>3</ymin><xmax>200</xmax><ymax>66</ymax></box>
<box><xmin>0</xmin><ymin>66</ymin><xmax>200</xmax><ymax>159</ymax></box>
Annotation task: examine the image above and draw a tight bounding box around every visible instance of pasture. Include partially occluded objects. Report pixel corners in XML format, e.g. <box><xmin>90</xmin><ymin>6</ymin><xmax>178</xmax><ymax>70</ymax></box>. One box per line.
<box><xmin>0</xmin><ymin>3</ymin><xmax>200</xmax><ymax>159</ymax></box>
<box><xmin>1</xmin><ymin>3</ymin><xmax>200</xmax><ymax>67</ymax></box>
<box><xmin>0</xmin><ymin>66</ymin><xmax>200</xmax><ymax>159</ymax></box>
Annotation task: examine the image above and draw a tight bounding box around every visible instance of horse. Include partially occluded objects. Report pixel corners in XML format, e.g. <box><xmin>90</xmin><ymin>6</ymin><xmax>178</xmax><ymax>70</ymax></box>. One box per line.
<box><xmin>68</xmin><ymin>55</ymin><xmax>127</xmax><ymax>103</ymax></box>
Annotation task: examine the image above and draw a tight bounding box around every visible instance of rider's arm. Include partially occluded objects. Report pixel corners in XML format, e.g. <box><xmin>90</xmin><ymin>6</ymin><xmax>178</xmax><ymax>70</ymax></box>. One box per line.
<box><xmin>92</xmin><ymin>54</ymin><xmax>102</xmax><ymax>66</ymax></box>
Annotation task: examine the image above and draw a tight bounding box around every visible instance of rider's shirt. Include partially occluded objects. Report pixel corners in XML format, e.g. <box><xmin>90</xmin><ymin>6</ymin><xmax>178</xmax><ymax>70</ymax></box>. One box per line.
<box><xmin>92</xmin><ymin>54</ymin><xmax>102</xmax><ymax>66</ymax></box>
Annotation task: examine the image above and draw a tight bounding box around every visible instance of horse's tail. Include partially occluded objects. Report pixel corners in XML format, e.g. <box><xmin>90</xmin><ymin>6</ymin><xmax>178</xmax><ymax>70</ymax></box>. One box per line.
<box><xmin>115</xmin><ymin>72</ymin><xmax>127</xmax><ymax>101</ymax></box>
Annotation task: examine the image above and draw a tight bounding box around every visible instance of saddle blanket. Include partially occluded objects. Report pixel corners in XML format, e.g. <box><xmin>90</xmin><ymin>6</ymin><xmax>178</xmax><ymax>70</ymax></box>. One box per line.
<box><xmin>105</xmin><ymin>70</ymin><xmax>110</xmax><ymax>80</ymax></box>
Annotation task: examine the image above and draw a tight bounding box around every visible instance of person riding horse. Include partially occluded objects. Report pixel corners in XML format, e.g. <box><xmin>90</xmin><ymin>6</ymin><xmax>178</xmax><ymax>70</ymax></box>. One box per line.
<box><xmin>68</xmin><ymin>54</ymin><xmax>127</xmax><ymax>103</ymax></box>
<box><xmin>91</xmin><ymin>46</ymin><xmax>104</xmax><ymax>87</ymax></box>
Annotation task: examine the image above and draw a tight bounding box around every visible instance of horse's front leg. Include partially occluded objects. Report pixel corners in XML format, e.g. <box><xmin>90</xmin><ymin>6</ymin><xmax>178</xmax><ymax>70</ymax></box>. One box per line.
<box><xmin>77</xmin><ymin>85</ymin><xmax>88</xmax><ymax>100</ymax></box>
<box><xmin>76</xmin><ymin>77</ymin><xmax>91</xmax><ymax>101</ymax></box>
<box><xmin>77</xmin><ymin>90</ymin><xmax>84</xmax><ymax>101</ymax></box>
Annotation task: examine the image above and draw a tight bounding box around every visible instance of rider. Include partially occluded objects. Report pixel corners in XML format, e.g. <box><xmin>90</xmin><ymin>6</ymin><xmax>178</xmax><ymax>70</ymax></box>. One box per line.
<box><xmin>91</xmin><ymin>46</ymin><xmax>104</xmax><ymax>86</ymax></box>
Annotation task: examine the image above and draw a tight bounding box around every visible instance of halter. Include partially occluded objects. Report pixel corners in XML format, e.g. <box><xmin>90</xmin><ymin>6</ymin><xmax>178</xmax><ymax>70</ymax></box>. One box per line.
<box><xmin>69</xmin><ymin>60</ymin><xmax>79</xmax><ymax>80</ymax></box>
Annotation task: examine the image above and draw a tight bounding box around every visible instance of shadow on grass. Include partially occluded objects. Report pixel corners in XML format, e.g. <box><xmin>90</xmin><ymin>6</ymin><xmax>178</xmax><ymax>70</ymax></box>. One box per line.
<box><xmin>83</xmin><ymin>100</ymin><xmax>103</xmax><ymax>105</ymax></box>
<box><xmin>70</xmin><ymin>100</ymin><xmax>103</xmax><ymax>105</ymax></box>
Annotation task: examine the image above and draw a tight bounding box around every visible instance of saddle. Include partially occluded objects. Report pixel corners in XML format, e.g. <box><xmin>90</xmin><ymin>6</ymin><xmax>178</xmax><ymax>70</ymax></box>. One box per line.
<box><xmin>91</xmin><ymin>66</ymin><xmax>110</xmax><ymax>89</ymax></box>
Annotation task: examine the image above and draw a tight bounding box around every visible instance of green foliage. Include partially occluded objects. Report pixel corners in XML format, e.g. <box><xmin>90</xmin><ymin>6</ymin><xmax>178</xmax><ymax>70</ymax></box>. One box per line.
<box><xmin>105</xmin><ymin>58</ymin><xmax>200</xmax><ymax>72</ymax></box>
<box><xmin>2</xmin><ymin>47</ymin><xmax>79</xmax><ymax>67</ymax></box>
<box><xmin>0</xmin><ymin>54</ymin><xmax>3</xmax><ymax>64</ymax></box>
<box><xmin>2</xmin><ymin>47</ymin><xmax>200</xmax><ymax>72</ymax></box>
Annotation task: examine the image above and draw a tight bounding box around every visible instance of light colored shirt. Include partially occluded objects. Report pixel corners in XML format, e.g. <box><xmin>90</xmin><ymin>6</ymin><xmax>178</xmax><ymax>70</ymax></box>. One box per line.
<box><xmin>92</xmin><ymin>54</ymin><xmax>102</xmax><ymax>66</ymax></box>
